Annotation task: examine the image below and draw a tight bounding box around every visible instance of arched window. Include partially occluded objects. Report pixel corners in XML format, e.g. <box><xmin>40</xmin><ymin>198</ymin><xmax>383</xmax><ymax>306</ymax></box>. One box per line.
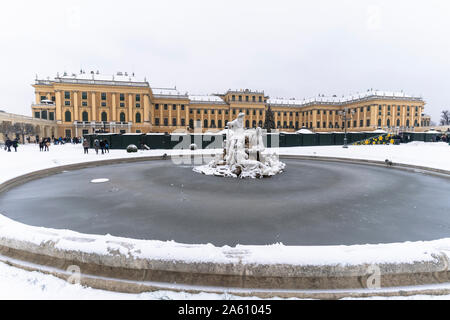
<box><xmin>135</xmin><ymin>112</ymin><xmax>141</xmax><ymax>123</ymax></box>
<box><xmin>259</xmin><ymin>120</ymin><xmax>263</xmax><ymax>128</ymax></box>
<box><xmin>204</xmin><ymin>119</ymin><xmax>208</xmax><ymax>128</ymax></box>
<box><xmin>406</xmin><ymin>119</ymin><xmax>410</xmax><ymax>127</ymax></box>
<box><xmin>82</xmin><ymin>111</ymin><xmax>89</xmax><ymax>122</ymax></box>
<box><xmin>101</xmin><ymin>112</ymin><xmax>107</xmax><ymax>122</ymax></box>
<box><xmin>396</xmin><ymin>119</ymin><xmax>400</xmax><ymax>127</ymax></box>
<box><xmin>65</xmin><ymin>110</ymin><xmax>71</xmax><ymax>122</ymax></box>
<box><xmin>335</xmin><ymin>122</ymin><xmax>339</xmax><ymax>128</ymax></box>
<box><xmin>120</xmin><ymin>112</ymin><xmax>126</xmax><ymax>122</ymax></box>
<box><xmin>378</xmin><ymin>119</ymin><xmax>382</xmax><ymax>126</ymax></box>
<box><xmin>252</xmin><ymin>120</ymin><xmax>256</xmax><ymax>128</ymax></box>
<box><xmin>245</xmin><ymin>120</ymin><xmax>250</xmax><ymax>128</ymax></box>
<box><xmin>387</xmin><ymin>119</ymin><xmax>391</xmax><ymax>127</ymax></box>
<box><xmin>189</xmin><ymin>119</ymin><xmax>194</xmax><ymax>129</ymax></box>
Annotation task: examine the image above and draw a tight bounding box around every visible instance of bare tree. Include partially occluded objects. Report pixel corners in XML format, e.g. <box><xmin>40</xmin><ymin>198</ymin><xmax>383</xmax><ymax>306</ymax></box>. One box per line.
<box><xmin>440</xmin><ymin>110</ymin><xmax>450</xmax><ymax>126</ymax></box>
<box><xmin>0</xmin><ymin>121</ymin><xmax>14</xmax><ymax>140</ymax></box>
<box><xmin>12</xmin><ymin>122</ymin><xmax>36</xmax><ymax>143</ymax></box>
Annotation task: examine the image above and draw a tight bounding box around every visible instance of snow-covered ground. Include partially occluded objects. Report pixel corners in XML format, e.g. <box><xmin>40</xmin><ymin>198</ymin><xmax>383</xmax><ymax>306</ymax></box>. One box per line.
<box><xmin>0</xmin><ymin>142</ymin><xmax>449</xmax><ymax>300</ymax></box>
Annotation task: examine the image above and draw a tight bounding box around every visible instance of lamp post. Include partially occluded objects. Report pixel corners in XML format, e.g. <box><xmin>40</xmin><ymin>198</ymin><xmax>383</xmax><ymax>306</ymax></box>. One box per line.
<box><xmin>338</xmin><ymin>107</ymin><xmax>355</xmax><ymax>148</ymax></box>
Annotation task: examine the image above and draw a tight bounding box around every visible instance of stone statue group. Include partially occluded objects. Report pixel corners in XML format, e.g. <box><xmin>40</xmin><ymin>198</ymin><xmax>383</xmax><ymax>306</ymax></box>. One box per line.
<box><xmin>194</xmin><ymin>113</ymin><xmax>285</xmax><ymax>178</ymax></box>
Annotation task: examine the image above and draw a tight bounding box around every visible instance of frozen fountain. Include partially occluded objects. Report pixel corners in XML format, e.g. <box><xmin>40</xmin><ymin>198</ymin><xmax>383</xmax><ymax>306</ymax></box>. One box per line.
<box><xmin>193</xmin><ymin>113</ymin><xmax>286</xmax><ymax>178</ymax></box>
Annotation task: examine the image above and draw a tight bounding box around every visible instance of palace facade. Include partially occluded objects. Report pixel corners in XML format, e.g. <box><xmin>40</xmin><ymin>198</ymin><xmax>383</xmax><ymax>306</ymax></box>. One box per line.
<box><xmin>31</xmin><ymin>71</ymin><xmax>426</xmax><ymax>137</ymax></box>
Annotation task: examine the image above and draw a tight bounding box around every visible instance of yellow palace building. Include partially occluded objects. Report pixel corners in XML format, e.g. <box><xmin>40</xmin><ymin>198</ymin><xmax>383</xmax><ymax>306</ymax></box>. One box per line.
<box><xmin>31</xmin><ymin>71</ymin><xmax>426</xmax><ymax>138</ymax></box>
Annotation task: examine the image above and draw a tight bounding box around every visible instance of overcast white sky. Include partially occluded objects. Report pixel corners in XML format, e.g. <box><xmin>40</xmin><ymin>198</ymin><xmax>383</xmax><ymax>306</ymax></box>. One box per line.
<box><xmin>0</xmin><ymin>0</ymin><xmax>449</xmax><ymax>122</ymax></box>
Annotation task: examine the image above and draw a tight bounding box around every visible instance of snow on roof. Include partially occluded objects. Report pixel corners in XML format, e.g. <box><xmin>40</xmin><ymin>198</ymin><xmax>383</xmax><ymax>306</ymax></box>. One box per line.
<box><xmin>268</xmin><ymin>90</ymin><xmax>423</xmax><ymax>107</ymax></box>
<box><xmin>58</xmin><ymin>71</ymin><xmax>146</xmax><ymax>83</ymax></box>
<box><xmin>188</xmin><ymin>95</ymin><xmax>226</xmax><ymax>104</ymax></box>
<box><xmin>151</xmin><ymin>87</ymin><xmax>188</xmax><ymax>98</ymax></box>
<box><xmin>296</xmin><ymin>128</ymin><xmax>315</xmax><ymax>134</ymax></box>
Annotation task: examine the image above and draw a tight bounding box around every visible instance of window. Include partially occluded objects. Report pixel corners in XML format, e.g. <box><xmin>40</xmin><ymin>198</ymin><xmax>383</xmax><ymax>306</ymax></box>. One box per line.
<box><xmin>52</xmin><ymin>96</ymin><xmax>55</xmax><ymax>102</ymax></box>
<box><xmin>136</xmin><ymin>130</ymin><xmax>141</xmax><ymax>133</ymax></box>
<box><xmin>172</xmin><ymin>118</ymin><xmax>176</xmax><ymax>126</ymax></box>
<box><xmin>252</xmin><ymin>96</ymin><xmax>255</xmax><ymax>102</ymax></box>
<box><xmin>136</xmin><ymin>113</ymin><xmax>141</xmax><ymax>123</ymax></box>
<box><xmin>246</xmin><ymin>96</ymin><xmax>249</xmax><ymax>102</ymax></box>
<box><xmin>101</xmin><ymin>93</ymin><xmax>106</xmax><ymax>100</ymax></box>
<box><xmin>136</xmin><ymin>103</ymin><xmax>140</xmax><ymax>108</ymax></box>
<box><xmin>252</xmin><ymin>120</ymin><xmax>256</xmax><ymax>128</ymax></box>
<box><xmin>397</xmin><ymin>119</ymin><xmax>400</xmax><ymax>126</ymax></box>
<box><xmin>164</xmin><ymin>104</ymin><xmax>168</xmax><ymax>110</ymax></box>
<box><xmin>204</xmin><ymin>119</ymin><xmax>208</xmax><ymax>128</ymax></box>
<box><xmin>155</xmin><ymin>104</ymin><xmax>159</xmax><ymax>110</ymax></box>
<box><xmin>218</xmin><ymin>110</ymin><xmax>222</xmax><ymax>115</ymax></box>
<box><xmin>181</xmin><ymin>118</ymin><xmax>185</xmax><ymax>126</ymax></box>
<box><xmin>155</xmin><ymin>118</ymin><xmax>160</xmax><ymax>125</ymax></box>
<box><xmin>189</xmin><ymin>119</ymin><xmax>194</xmax><ymax>129</ymax></box>
<box><xmin>101</xmin><ymin>112</ymin><xmax>107</xmax><ymax>122</ymax></box>
<box><xmin>40</xmin><ymin>95</ymin><xmax>46</xmax><ymax>102</ymax></box>
<box><xmin>82</xmin><ymin>101</ymin><xmax>87</xmax><ymax>107</ymax></box>
<box><xmin>64</xmin><ymin>91</ymin><xmax>70</xmax><ymax>100</ymax></box>
<box><xmin>82</xmin><ymin>111</ymin><xmax>89</xmax><ymax>122</ymax></box>
<box><xmin>120</xmin><ymin>94</ymin><xmax>125</xmax><ymax>101</ymax></box>
<box><xmin>232</xmin><ymin>95</ymin><xmax>235</xmax><ymax>101</ymax></box>
<box><xmin>181</xmin><ymin>105</ymin><xmax>185</xmax><ymax>110</ymax></box>
<box><xmin>367</xmin><ymin>106</ymin><xmax>371</xmax><ymax>111</ymax></box>
<box><xmin>35</xmin><ymin>111</ymin><xmax>40</xmax><ymax>118</ymax></box>
<box><xmin>406</xmin><ymin>119</ymin><xmax>410</xmax><ymax>127</ymax></box>
<box><xmin>246</xmin><ymin>120</ymin><xmax>250</xmax><ymax>128</ymax></box>
<box><xmin>353</xmin><ymin>120</ymin><xmax>357</xmax><ymax>127</ymax></box>
<box><xmin>41</xmin><ymin>110</ymin><xmax>48</xmax><ymax>119</ymax></box>
<box><xmin>378</xmin><ymin>119</ymin><xmax>382</xmax><ymax>126</ymax></box>
<box><xmin>218</xmin><ymin>120</ymin><xmax>222</xmax><ymax>128</ymax></box>
<box><xmin>173</xmin><ymin>104</ymin><xmax>177</xmax><ymax>111</ymax></box>
<box><xmin>136</xmin><ymin>94</ymin><xmax>141</xmax><ymax>102</ymax></box>
<box><xmin>360</xmin><ymin>120</ymin><xmax>363</xmax><ymax>127</ymax></box>
<box><xmin>65</xmin><ymin>101</ymin><xmax>70</xmax><ymax>106</ymax></box>
<box><xmin>259</xmin><ymin>97</ymin><xmax>262</xmax><ymax>102</ymax></box>
<box><xmin>387</xmin><ymin>119</ymin><xmax>391</xmax><ymax>127</ymax></box>
<box><xmin>164</xmin><ymin>118</ymin><xmax>168</xmax><ymax>126</ymax></box>
<box><xmin>211</xmin><ymin>119</ymin><xmax>216</xmax><ymax>128</ymax></box>
<box><xmin>317</xmin><ymin>121</ymin><xmax>320</xmax><ymax>128</ymax></box>
<box><xmin>366</xmin><ymin>119</ymin><xmax>370</xmax><ymax>126</ymax></box>
<box><xmin>65</xmin><ymin>110</ymin><xmax>71</xmax><ymax>122</ymax></box>
<box><xmin>120</xmin><ymin>112</ymin><xmax>126</xmax><ymax>122</ymax></box>
<box><xmin>101</xmin><ymin>102</ymin><xmax>106</xmax><ymax>107</ymax></box>
<box><xmin>120</xmin><ymin>103</ymin><xmax>125</xmax><ymax>108</ymax></box>
<box><xmin>211</xmin><ymin>109</ymin><xmax>215</xmax><ymax>114</ymax></box>
<box><xmin>239</xmin><ymin>96</ymin><xmax>242</xmax><ymax>102</ymax></box>
<box><xmin>82</xmin><ymin>92</ymin><xmax>87</xmax><ymax>99</ymax></box>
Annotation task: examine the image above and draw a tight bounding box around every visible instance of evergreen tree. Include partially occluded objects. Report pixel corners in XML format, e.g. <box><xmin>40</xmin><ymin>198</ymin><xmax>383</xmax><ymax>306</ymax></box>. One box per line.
<box><xmin>264</xmin><ymin>105</ymin><xmax>275</xmax><ymax>132</ymax></box>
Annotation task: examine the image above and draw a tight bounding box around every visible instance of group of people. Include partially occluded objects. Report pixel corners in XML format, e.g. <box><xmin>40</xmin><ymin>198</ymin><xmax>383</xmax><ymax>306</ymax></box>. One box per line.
<box><xmin>3</xmin><ymin>137</ymin><xmax>19</xmax><ymax>152</ymax></box>
<box><xmin>38</xmin><ymin>138</ymin><xmax>52</xmax><ymax>152</ymax></box>
<box><xmin>83</xmin><ymin>138</ymin><xmax>110</xmax><ymax>155</ymax></box>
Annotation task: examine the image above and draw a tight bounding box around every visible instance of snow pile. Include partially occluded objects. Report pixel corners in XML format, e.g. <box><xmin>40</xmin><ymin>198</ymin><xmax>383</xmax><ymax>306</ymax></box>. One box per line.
<box><xmin>193</xmin><ymin>113</ymin><xmax>285</xmax><ymax>178</ymax></box>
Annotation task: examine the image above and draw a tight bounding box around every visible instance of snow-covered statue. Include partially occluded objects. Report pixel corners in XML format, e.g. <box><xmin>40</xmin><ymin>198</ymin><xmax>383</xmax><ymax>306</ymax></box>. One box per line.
<box><xmin>193</xmin><ymin>113</ymin><xmax>285</xmax><ymax>178</ymax></box>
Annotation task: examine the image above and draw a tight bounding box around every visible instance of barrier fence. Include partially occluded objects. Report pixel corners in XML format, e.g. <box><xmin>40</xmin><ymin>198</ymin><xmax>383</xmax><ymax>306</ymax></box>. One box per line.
<box><xmin>83</xmin><ymin>131</ymin><xmax>444</xmax><ymax>150</ymax></box>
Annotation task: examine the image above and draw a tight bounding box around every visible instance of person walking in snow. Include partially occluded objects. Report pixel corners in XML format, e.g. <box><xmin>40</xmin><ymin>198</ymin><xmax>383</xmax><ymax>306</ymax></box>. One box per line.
<box><xmin>5</xmin><ymin>138</ymin><xmax>12</xmax><ymax>152</ymax></box>
<box><xmin>94</xmin><ymin>139</ymin><xmax>100</xmax><ymax>155</ymax></box>
<box><xmin>12</xmin><ymin>139</ymin><xmax>18</xmax><ymax>152</ymax></box>
<box><xmin>104</xmin><ymin>140</ymin><xmax>110</xmax><ymax>153</ymax></box>
<box><xmin>83</xmin><ymin>138</ymin><xmax>89</xmax><ymax>154</ymax></box>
